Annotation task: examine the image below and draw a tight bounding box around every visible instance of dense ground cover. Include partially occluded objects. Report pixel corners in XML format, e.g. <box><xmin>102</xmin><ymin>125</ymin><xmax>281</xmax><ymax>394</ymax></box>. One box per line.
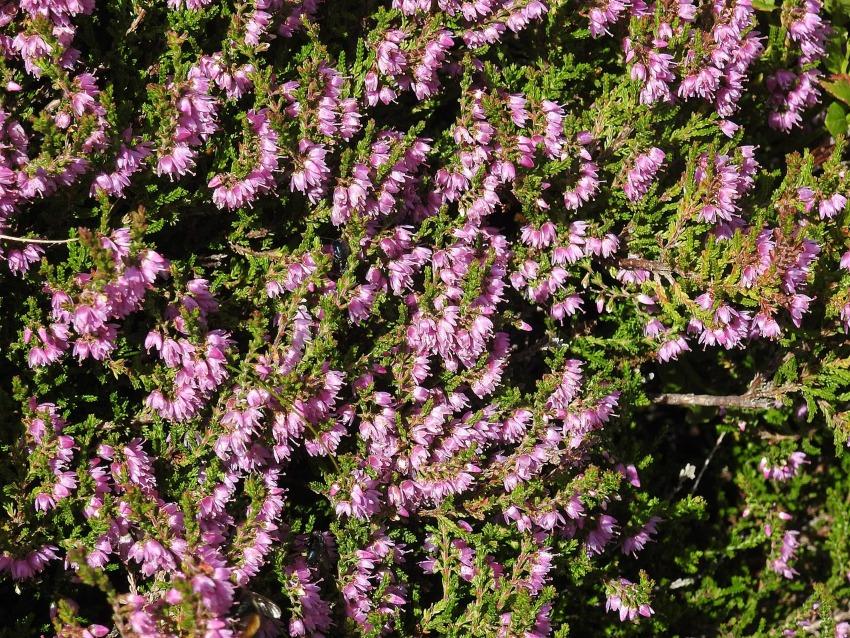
<box><xmin>2</xmin><ymin>0</ymin><xmax>850</xmax><ymax>635</ymax></box>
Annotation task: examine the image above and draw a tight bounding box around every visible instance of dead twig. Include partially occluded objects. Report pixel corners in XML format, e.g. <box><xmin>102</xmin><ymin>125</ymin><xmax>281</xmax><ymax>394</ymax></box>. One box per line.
<box><xmin>618</xmin><ymin>257</ymin><xmax>681</xmax><ymax>276</ymax></box>
<box><xmin>654</xmin><ymin>393</ymin><xmax>780</xmax><ymax>409</ymax></box>
<box><xmin>0</xmin><ymin>234</ymin><xmax>77</xmax><ymax>245</ymax></box>
<box><xmin>126</xmin><ymin>7</ymin><xmax>146</xmax><ymax>34</ymax></box>
<box><xmin>692</xmin><ymin>431</ymin><xmax>726</xmax><ymax>493</ymax></box>
<box><xmin>654</xmin><ymin>372</ymin><xmax>801</xmax><ymax>410</ymax></box>
<box><xmin>653</xmin><ymin>386</ymin><xmax>800</xmax><ymax>410</ymax></box>
<box><xmin>228</xmin><ymin>241</ymin><xmax>288</xmax><ymax>260</ymax></box>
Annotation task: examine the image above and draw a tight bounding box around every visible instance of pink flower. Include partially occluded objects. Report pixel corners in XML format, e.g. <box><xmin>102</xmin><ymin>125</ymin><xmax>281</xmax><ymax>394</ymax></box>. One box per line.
<box><xmin>624</xmin><ymin>147</ymin><xmax>664</xmax><ymax>201</ymax></box>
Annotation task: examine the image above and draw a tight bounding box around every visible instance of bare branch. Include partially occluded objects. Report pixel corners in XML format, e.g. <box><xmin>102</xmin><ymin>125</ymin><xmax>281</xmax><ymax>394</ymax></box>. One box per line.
<box><xmin>692</xmin><ymin>431</ymin><xmax>726</xmax><ymax>493</ymax></box>
<box><xmin>654</xmin><ymin>383</ymin><xmax>801</xmax><ymax>410</ymax></box>
<box><xmin>228</xmin><ymin>241</ymin><xmax>288</xmax><ymax>260</ymax></box>
<box><xmin>0</xmin><ymin>234</ymin><xmax>77</xmax><ymax>245</ymax></box>
<box><xmin>618</xmin><ymin>257</ymin><xmax>679</xmax><ymax>275</ymax></box>
<box><xmin>654</xmin><ymin>393</ymin><xmax>776</xmax><ymax>409</ymax></box>
<box><xmin>126</xmin><ymin>7</ymin><xmax>145</xmax><ymax>34</ymax></box>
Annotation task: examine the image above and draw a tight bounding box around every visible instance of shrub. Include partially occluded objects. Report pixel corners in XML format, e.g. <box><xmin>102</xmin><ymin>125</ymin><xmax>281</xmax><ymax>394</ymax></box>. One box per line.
<box><xmin>1</xmin><ymin>0</ymin><xmax>850</xmax><ymax>636</ymax></box>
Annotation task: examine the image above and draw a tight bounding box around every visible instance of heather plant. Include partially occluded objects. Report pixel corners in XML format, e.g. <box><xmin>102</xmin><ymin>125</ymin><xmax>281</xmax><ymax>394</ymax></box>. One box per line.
<box><xmin>1</xmin><ymin>0</ymin><xmax>850</xmax><ymax>636</ymax></box>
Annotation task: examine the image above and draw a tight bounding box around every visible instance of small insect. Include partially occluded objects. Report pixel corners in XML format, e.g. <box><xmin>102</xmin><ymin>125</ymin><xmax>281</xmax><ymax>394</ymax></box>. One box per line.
<box><xmin>236</xmin><ymin>590</ymin><xmax>282</xmax><ymax>638</ymax></box>
<box><xmin>331</xmin><ymin>239</ymin><xmax>351</xmax><ymax>277</ymax></box>
<box><xmin>237</xmin><ymin>612</ymin><xmax>263</xmax><ymax>638</ymax></box>
<box><xmin>306</xmin><ymin>530</ymin><xmax>327</xmax><ymax>567</ymax></box>
<box><xmin>242</xmin><ymin>590</ymin><xmax>282</xmax><ymax>619</ymax></box>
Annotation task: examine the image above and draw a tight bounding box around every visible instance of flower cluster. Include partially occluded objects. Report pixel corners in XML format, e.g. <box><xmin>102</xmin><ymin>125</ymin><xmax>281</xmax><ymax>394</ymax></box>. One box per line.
<box><xmin>759</xmin><ymin>451</ymin><xmax>808</xmax><ymax>482</ymax></box>
<box><xmin>25</xmin><ymin>400</ymin><xmax>78</xmax><ymax>513</ymax></box>
<box><xmin>604</xmin><ymin>576</ymin><xmax>655</xmax><ymax>623</ymax></box>
<box><xmin>208</xmin><ymin>109</ymin><xmax>278</xmax><ymax>210</ymax></box>
<box><xmin>26</xmin><ymin>229</ymin><xmax>168</xmax><ymax>366</ymax></box>
<box><xmin>767</xmin><ymin>0</ymin><xmax>830</xmax><ymax>131</ymax></box>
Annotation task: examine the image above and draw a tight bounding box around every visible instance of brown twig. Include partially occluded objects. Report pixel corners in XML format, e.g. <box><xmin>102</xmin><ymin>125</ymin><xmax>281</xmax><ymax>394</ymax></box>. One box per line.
<box><xmin>228</xmin><ymin>241</ymin><xmax>288</xmax><ymax>260</ymax></box>
<box><xmin>654</xmin><ymin>393</ymin><xmax>778</xmax><ymax>409</ymax></box>
<box><xmin>654</xmin><ymin>370</ymin><xmax>801</xmax><ymax>410</ymax></box>
<box><xmin>654</xmin><ymin>386</ymin><xmax>800</xmax><ymax>410</ymax></box>
<box><xmin>126</xmin><ymin>7</ymin><xmax>146</xmax><ymax>34</ymax></box>
<box><xmin>617</xmin><ymin>257</ymin><xmax>707</xmax><ymax>288</ymax></box>
<box><xmin>0</xmin><ymin>234</ymin><xmax>77</xmax><ymax>245</ymax></box>
<box><xmin>618</xmin><ymin>257</ymin><xmax>680</xmax><ymax>276</ymax></box>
